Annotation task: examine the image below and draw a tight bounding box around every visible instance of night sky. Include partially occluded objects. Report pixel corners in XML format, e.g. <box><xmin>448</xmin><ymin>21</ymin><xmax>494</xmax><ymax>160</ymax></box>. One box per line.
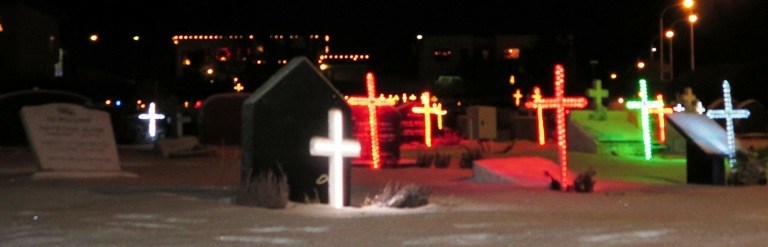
<box><xmin>24</xmin><ymin>0</ymin><xmax>768</xmax><ymax>103</ymax></box>
<box><xmin>36</xmin><ymin>0</ymin><xmax>766</xmax><ymax>68</ymax></box>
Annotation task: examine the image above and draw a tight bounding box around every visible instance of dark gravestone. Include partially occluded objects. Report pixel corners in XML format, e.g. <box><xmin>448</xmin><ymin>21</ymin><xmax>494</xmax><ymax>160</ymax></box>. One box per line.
<box><xmin>398</xmin><ymin>102</ymin><xmax>425</xmax><ymax>143</ymax></box>
<box><xmin>350</xmin><ymin>104</ymin><xmax>402</xmax><ymax>168</ymax></box>
<box><xmin>0</xmin><ymin>90</ymin><xmax>92</xmax><ymax>146</ymax></box>
<box><xmin>667</xmin><ymin>113</ymin><xmax>732</xmax><ymax>185</ymax></box>
<box><xmin>240</xmin><ymin>57</ymin><xmax>352</xmax><ymax>205</ymax></box>
<box><xmin>199</xmin><ymin>93</ymin><xmax>251</xmax><ymax>145</ymax></box>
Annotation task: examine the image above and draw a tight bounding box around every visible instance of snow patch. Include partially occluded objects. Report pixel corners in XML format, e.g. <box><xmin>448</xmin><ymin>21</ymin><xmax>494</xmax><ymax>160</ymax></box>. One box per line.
<box><xmin>113</xmin><ymin>214</ymin><xmax>206</xmax><ymax>224</ymax></box>
<box><xmin>107</xmin><ymin>221</ymin><xmax>179</xmax><ymax>229</ymax></box>
<box><xmin>115</xmin><ymin>213</ymin><xmax>157</xmax><ymax>220</ymax></box>
<box><xmin>452</xmin><ymin>223</ymin><xmax>494</xmax><ymax>229</ymax></box>
<box><xmin>0</xmin><ymin>226</ymin><xmax>65</xmax><ymax>246</ymax></box>
<box><xmin>217</xmin><ymin>235</ymin><xmax>304</xmax><ymax>245</ymax></box>
<box><xmin>402</xmin><ymin>233</ymin><xmax>499</xmax><ymax>246</ymax></box>
<box><xmin>249</xmin><ymin>226</ymin><xmax>329</xmax><ymax>233</ymax></box>
<box><xmin>283</xmin><ymin>203</ymin><xmax>441</xmax><ymax>218</ymax></box>
<box><xmin>579</xmin><ymin>229</ymin><xmax>672</xmax><ymax>244</ymax></box>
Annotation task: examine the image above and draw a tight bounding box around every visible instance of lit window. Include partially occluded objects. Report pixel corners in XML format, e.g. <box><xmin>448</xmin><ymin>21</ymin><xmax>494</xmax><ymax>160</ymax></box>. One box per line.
<box><xmin>433</xmin><ymin>49</ymin><xmax>452</xmax><ymax>62</ymax></box>
<box><xmin>504</xmin><ymin>48</ymin><xmax>520</xmax><ymax>60</ymax></box>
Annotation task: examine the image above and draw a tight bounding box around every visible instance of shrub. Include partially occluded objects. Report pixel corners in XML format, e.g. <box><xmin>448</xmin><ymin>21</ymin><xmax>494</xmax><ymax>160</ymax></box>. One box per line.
<box><xmin>363</xmin><ymin>182</ymin><xmax>430</xmax><ymax>208</ymax></box>
<box><xmin>434</xmin><ymin>153</ymin><xmax>451</xmax><ymax>168</ymax></box>
<box><xmin>235</xmin><ymin>163</ymin><xmax>289</xmax><ymax>209</ymax></box>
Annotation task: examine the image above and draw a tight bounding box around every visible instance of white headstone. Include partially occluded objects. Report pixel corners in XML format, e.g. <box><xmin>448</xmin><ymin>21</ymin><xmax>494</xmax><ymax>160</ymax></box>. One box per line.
<box><xmin>20</xmin><ymin>103</ymin><xmax>131</xmax><ymax>178</ymax></box>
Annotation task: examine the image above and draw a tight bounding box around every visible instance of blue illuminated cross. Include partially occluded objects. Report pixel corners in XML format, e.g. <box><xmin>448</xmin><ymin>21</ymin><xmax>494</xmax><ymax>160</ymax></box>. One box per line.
<box><xmin>705</xmin><ymin>80</ymin><xmax>750</xmax><ymax>171</ymax></box>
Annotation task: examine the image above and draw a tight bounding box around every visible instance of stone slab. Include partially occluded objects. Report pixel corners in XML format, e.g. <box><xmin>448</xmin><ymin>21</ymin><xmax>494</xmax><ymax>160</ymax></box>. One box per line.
<box><xmin>21</xmin><ymin>103</ymin><xmax>121</xmax><ymax>172</ymax></box>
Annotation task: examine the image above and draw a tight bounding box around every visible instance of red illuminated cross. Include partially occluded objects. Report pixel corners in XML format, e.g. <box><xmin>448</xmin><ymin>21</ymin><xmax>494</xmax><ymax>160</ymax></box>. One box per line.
<box><xmin>523</xmin><ymin>65</ymin><xmax>587</xmax><ymax>189</ymax></box>
<box><xmin>649</xmin><ymin>94</ymin><xmax>673</xmax><ymax>144</ymax></box>
<box><xmin>528</xmin><ymin>87</ymin><xmax>547</xmax><ymax>145</ymax></box>
<box><xmin>432</xmin><ymin>103</ymin><xmax>447</xmax><ymax>130</ymax></box>
<box><xmin>412</xmin><ymin>92</ymin><xmax>440</xmax><ymax>148</ymax></box>
<box><xmin>346</xmin><ymin>72</ymin><xmax>394</xmax><ymax>169</ymax></box>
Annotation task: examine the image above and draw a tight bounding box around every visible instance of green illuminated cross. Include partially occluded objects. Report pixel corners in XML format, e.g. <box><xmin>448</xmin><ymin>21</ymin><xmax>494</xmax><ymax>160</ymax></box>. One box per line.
<box><xmin>626</xmin><ymin>79</ymin><xmax>663</xmax><ymax>160</ymax></box>
<box><xmin>587</xmin><ymin>79</ymin><xmax>609</xmax><ymax>110</ymax></box>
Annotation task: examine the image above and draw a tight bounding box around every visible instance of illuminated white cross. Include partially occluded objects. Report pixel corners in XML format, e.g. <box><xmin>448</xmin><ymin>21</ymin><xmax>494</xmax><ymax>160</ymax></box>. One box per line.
<box><xmin>673</xmin><ymin>103</ymin><xmax>685</xmax><ymax>112</ymax></box>
<box><xmin>706</xmin><ymin>80</ymin><xmax>750</xmax><ymax>171</ymax></box>
<box><xmin>695</xmin><ymin>101</ymin><xmax>706</xmax><ymax>114</ymax></box>
<box><xmin>138</xmin><ymin>102</ymin><xmax>165</xmax><ymax>138</ymax></box>
<box><xmin>309</xmin><ymin>108</ymin><xmax>361</xmax><ymax>209</ymax></box>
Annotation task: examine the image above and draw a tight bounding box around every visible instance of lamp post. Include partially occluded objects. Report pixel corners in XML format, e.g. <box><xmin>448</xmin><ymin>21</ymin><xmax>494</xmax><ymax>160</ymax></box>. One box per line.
<box><xmin>666</xmin><ymin>30</ymin><xmax>675</xmax><ymax>79</ymax></box>
<box><xmin>659</xmin><ymin>0</ymin><xmax>694</xmax><ymax>81</ymax></box>
<box><xmin>688</xmin><ymin>14</ymin><xmax>698</xmax><ymax>71</ymax></box>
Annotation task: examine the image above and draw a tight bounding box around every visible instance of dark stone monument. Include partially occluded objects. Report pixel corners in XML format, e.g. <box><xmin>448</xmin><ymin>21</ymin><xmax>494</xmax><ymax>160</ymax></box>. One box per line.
<box><xmin>239</xmin><ymin>57</ymin><xmax>352</xmax><ymax>206</ymax></box>
<box><xmin>199</xmin><ymin>92</ymin><xmax>250</xmax><ymax>145</ymax></box>
<box><xmin>667</xmin><ymin>113</ymin><xmax>733</xmax><ymax>185</ymax></box>
<box><xmin>0</xmin><ymin>90</ymin><xmax>92</xmax><ymax>146</ymax></box>
<box><xmin>398</xmin><ymin>101</ymin><xmax>425</xmax><ymax>143</ymax></box>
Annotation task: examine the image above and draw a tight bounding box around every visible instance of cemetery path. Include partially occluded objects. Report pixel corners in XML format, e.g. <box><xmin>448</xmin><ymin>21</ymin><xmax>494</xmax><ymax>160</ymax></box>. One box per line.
<box><xmin>2</xmin><ymin>141</ymin><xmax>768</xmax><ymax>246</ymax></box>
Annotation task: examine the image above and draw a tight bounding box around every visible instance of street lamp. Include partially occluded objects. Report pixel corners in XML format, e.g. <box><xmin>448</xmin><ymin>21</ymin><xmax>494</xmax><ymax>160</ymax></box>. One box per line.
<box><xmin>659</xmin><ymin>0</ymin><xmax>695</xmax><ymax>81</ymax></box>
<box><xmin>665</xmin><ymin>30</ymin><xmax>675</xmax><ymax>79</ymax></box>
<box><xmin>688</xmin><ymin>14</ymin><xmax>698</xmax><ymax>71</ymax></box>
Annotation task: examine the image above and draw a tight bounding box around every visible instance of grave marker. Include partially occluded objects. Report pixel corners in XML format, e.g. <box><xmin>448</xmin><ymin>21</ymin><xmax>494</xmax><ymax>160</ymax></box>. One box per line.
<box><xmin>706</xmin><ymin>80</ymin><xmax>750</xmax><ymax>170</ymax></box>
<box><xmin>398</xmin><ymin>101</ymin><xmax>425</xmax><ymax>143</ymax></box>
<box><xmin>512</xmin><ymin>89</ymin><xmax>523</xmax><ymax>107</ymax></box>
<box><xmin>412</xmin><ymin>92</ymin><xmax>440</xmax><ymax>147</ymax></box>
<box><xmin>309</xmin><ymin>109</ymin><xmax>361</xmax><ymax>209</ymax></box>
<box><xmin>138</xmin><ymin>102</ymin><xmax>165</xmax><ymax>138</ymax></box>
<box><xmin>240</xmin><ymin>57</ymin><xmax>351</xmax><ymax>205</ymax></box>
<box><xmin>586</xmin><ymin>79</ymin><xmax>609</xmax><ymax>120</ymax></box>
<box><xmin>680</xmin><ymin>87</ymin><xmax>698</xmax><ymax>113</ymax></box>
<box><xmin>175</xmin><ymin>112</ymin><xmax>192</xmax><ymax>137</ymax></box>
<box><xmin>199</xmin><ymin>93</ymin><xmax>250</xmax><ymax>145</ymax></box>
<box><xmin>346</xmin><ymin>72</ymin><xmax>395</xmax><ymax>169</ymax></box>
<box><xmin>523</xmin><ymin>65</ymin><xmax>587</xmax><ymax>188</ymax></box>
<box><xmin>649</xmin><ymin>94</ymin><xmax>673</xmax><ymax>144</ymax></box>
<box><xmin>527</xmin><ymin>87</ymin><xmax>547</xmax><ymax>145</ymax></box>
<box><xmin>626</xmin><ymin>79</ymin><xmax>664</xmax><ymax>160</ymax></box>
<box><xmin>20</xmin><ymin>103</ymin><xmax>134</xmax><ymax>178</ymax></box>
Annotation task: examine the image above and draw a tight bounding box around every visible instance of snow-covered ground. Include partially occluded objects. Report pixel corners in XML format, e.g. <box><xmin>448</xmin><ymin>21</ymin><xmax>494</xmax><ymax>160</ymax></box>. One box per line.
<box><xmin>2</xmin><ymin>140</ymin><xmax>768</xmax><ymax>246</ymax></box>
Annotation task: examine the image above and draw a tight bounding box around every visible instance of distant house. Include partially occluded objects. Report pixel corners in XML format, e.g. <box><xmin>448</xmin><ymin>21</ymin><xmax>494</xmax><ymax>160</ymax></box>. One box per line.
<box><xmin>416</xmin><ymin>34</ymin><xmax>574</xmax><ymax>106</ymax></box>
<box><xmin>0</xmin><ymin>2</ymin><xmax>60</xmax><ymax>89</ymax></box>
<box><xmin>171</xmin><ymin>34</ymin><xmax>370</xmax><ymax>98</ymax></box>
<box><xmin>417</xmin><ymin>35</ymin><xmax>538</xmax><ymax>83</ymax></box>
